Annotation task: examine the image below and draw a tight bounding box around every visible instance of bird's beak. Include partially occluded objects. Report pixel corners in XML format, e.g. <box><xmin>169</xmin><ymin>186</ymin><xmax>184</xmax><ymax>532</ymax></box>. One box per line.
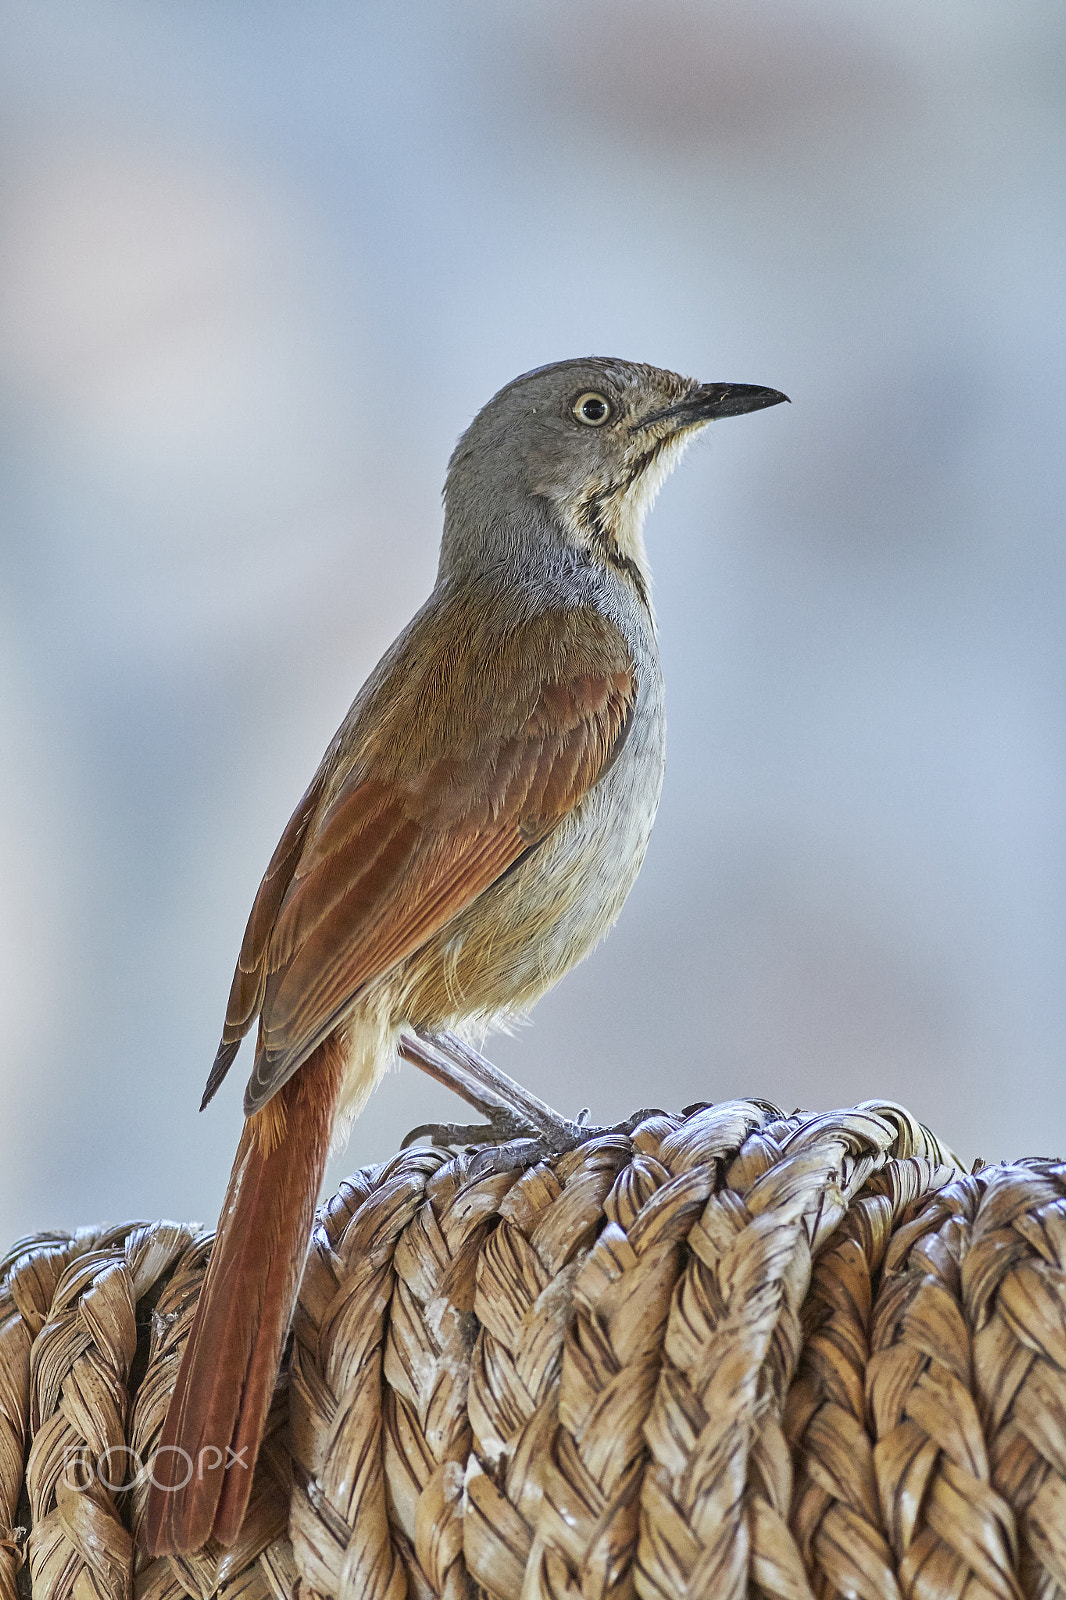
<box><xmin>640</xmin><ymin>382</ymin><xmax>789</xmax><ymax>431</ymax></box>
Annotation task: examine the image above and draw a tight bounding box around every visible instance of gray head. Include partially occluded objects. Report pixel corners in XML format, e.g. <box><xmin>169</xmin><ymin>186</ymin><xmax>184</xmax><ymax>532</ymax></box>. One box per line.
<box><xmin>441</xmin><ymin>356</ymin><xmax>787</xmax><ymax>601</ymax></box>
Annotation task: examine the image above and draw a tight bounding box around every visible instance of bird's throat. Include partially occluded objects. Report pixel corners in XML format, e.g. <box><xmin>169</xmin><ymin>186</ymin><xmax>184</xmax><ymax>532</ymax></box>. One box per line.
<box><xmin>570</xmin><ymin>429</ymin><xmax>696</xmax><ymax>611</ymax></box>
<box><xmin>575</xmin><ymin>486</ymin><xmax>652</xmax><ymax>610</ymax></box>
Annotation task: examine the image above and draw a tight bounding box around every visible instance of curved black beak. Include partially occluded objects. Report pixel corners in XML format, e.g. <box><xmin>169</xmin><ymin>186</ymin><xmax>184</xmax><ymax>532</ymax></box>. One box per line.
<box><xmin>641</xmin><ymin>382</ymin><xmax>789</xmax><ymax>430</ymax></box>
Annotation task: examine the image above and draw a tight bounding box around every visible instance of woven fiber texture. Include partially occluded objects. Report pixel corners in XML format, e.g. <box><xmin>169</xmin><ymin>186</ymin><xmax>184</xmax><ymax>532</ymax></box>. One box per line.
<box><xmin>4</xmin><ymin>1097</ymin><xmax>1066</xmax><ymax>1600</ymax></box>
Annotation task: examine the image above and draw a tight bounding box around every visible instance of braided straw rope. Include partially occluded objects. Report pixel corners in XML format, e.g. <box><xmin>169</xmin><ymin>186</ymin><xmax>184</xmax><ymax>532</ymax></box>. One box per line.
<box><xmin>5</xmin><ymin>1098</ymin><xmax>1066</xmax><ymax>1600</ymax></box>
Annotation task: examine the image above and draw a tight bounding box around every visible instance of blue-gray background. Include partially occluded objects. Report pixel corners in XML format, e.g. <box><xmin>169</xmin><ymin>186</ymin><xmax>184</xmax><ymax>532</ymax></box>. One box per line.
<box><xmin>2</xmin><ymin>1</ymin><xmax>1065</xmax><ymax>1240</ymax></box>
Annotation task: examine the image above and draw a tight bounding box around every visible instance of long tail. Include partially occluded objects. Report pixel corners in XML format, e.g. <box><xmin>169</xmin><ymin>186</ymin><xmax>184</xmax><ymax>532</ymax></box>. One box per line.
<box><xmin>143</xmin><ymin>1037</ymin><xmax>344</xmax><ymax>1555</ymax></box>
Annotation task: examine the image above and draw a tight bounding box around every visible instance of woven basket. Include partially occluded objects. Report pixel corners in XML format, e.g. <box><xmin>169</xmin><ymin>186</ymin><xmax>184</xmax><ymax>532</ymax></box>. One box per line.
<box><xmin>3</xmin><ymin>1096</ymin><xmax>1066</xmax><ymax>1600</ymax></box>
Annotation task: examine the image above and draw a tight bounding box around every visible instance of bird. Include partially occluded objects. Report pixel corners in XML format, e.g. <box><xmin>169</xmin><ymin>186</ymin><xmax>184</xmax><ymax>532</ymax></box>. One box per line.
<box><xmin>141</xmin><ymin>357</ymin><xmax>787</xmax><ymax>1556</ymax></box>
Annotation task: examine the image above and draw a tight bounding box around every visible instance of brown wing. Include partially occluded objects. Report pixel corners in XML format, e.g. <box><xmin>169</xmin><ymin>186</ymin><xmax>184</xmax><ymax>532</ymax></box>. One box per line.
<box><xmin>200</xmin><ymin>771</ymin><xmax>328</xmax><ymax>1108</ymax></box>
<box><xmin>205</xmin><ymin>604</ymin><xmax>637</xmax><ymax>1116</ymax></box>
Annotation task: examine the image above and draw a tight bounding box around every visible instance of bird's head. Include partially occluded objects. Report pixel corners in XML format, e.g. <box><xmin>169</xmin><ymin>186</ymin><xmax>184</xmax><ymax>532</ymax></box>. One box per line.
<box><xmin>442</xmin><ymin>356</ymin><xmax>787</xmax><ymax>602</ymax></box>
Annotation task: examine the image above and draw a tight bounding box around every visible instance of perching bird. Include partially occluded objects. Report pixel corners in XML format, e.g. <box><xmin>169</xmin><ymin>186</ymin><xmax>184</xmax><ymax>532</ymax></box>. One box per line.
<box><xmin>142</xmin><ymin>357</ymin><xmax>787</xmax><ymax>1555</ymax></box>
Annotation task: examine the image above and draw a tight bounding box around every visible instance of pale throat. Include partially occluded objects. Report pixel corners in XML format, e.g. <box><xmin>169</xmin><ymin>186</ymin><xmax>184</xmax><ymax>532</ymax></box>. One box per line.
<box><xmin>564</xmin><ymin>427</ymin><xmax>699</xmax><ymax>602</ymax></box>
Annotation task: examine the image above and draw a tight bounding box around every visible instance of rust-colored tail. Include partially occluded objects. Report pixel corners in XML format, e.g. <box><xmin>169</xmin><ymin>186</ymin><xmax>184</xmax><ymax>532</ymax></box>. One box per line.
<box><xmin>143</xmin><ymin>1038</ymin><xmax>344</xmax><ymax>1555</ymax></box>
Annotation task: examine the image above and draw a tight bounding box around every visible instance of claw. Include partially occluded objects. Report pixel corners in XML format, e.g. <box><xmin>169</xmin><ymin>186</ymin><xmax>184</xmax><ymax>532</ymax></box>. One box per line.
<box><xmin>400</xmin><ymin>1106</ymin><xmax>542</xmax><ymax>1149</ymax></box>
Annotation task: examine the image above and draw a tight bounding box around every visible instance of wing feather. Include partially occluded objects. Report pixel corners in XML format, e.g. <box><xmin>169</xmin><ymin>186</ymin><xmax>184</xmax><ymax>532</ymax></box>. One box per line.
<box><xmin>200</xmin><ymin>771</ymin><xmax>328</xmax><ymax>1107</ymax></box>
<box><xmin>205</xmin><ymin>604</ymin><xmax>637</xmax><ymax>1116</ymax></box>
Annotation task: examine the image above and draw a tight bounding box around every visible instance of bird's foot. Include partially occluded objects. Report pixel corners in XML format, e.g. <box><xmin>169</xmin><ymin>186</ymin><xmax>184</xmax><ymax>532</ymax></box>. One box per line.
<box><xmin>400</xmin><ymin>1106</ymin><xmax>542</xmax><ymax>1150</ymax></box>
<box><xmin>399</xmin><ymin>1029</ymin><xmax>593</xmax><ymax>1154</ymax></box>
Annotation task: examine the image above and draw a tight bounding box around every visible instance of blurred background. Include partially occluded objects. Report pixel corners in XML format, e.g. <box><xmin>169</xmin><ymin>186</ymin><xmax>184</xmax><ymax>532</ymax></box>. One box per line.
<box><xmin>2</xmin><ymin>0</ymin><xmax>1065</xmax><ymax>1240</ymax></box>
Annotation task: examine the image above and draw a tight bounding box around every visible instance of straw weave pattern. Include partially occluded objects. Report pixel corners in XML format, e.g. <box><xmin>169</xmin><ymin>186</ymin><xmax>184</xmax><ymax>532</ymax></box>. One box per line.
<box><xmin>4</xmin><ymin>1098</ymin><xmax>1066</xmax><ymax>1600</ymax></box>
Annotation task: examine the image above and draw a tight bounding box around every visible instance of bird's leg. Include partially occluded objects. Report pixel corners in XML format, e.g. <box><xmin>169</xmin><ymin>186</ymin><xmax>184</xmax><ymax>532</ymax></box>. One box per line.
<box><xmin>399</xmin><ymin>1028</ymin><xmax>589</xmax><ymax>1152</ymax></box>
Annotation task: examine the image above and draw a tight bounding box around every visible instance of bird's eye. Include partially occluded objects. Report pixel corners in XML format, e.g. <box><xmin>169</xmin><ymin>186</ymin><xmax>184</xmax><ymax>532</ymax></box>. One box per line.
<box><xmin>572</xmin><ymin>391</ymin><xmax>613</xmax><ymax>427</ymax></box>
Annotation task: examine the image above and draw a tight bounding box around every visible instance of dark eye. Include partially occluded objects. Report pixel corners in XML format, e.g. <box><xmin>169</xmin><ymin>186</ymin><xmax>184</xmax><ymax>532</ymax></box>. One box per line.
<box><xmin>572</xmin><ymin>391</ymin><xmax>613</xmax><ymax>427</ymax></box>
